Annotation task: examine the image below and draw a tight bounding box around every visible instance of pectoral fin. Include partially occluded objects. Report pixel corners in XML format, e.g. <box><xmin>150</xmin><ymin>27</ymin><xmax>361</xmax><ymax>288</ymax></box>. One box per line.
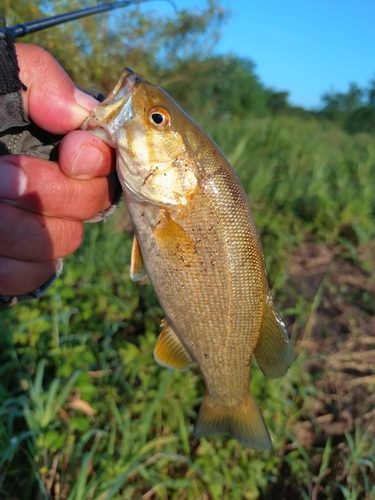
<box><xmin>130</xmin><ymin>235</ymin><xmax>147</xmax><ymax>281</ymax></box>
<box><xmin>151</xmin><ymin>211</ymin><xmax>198</xmax><ymax>265</ymax></box>
<box><xmin>254</xmin><ymin>295</ymin><xmax>293</xmax><ymax>379</ymax></box>
<box><xmin>154</xmin><ymin>319</ymin><xmax>193</xmax><ymax>372</ymax></box>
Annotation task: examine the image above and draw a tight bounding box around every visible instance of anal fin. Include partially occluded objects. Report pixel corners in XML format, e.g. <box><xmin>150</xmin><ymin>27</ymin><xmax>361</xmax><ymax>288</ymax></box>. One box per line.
<box><xmin>130</xmin><ymin>235</ymin><xmax>147</xmax><ymax>281</ymax></box>
<box><xmin>254</xmin><ymin>294</ymin><xmax>293</xmax><ymax>379</ymax></box>
<box><xmin>154</xmin><ymin>319</ymin><xmax>193</xmax><ymax>372</ymax></box>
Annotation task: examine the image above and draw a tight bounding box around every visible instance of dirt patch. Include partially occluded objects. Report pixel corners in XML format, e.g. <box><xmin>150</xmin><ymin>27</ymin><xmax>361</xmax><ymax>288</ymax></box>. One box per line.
<box><xmin>263</xmin><ymin>242</ymin><xmax>375</xmax><ymax>499</ymax></box>
<box><xmin>287</xmin><ymin>242</ymin><xmax>375</xmax><ymax>433</ymax></box>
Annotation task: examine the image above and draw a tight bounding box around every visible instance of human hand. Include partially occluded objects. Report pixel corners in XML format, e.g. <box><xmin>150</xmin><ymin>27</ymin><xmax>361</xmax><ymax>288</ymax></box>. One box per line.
<box><xmin>0</xmin><ymin>43</ymin><xmax>117</xmax><ymax>296</ymax></box>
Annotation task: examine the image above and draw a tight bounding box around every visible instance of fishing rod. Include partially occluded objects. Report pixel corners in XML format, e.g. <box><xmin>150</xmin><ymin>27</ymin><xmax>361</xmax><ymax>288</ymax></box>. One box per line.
<box><xmin>0</xmin><ymin>0</ymin><xmax>176</xmax><ymax>38</ymax></box>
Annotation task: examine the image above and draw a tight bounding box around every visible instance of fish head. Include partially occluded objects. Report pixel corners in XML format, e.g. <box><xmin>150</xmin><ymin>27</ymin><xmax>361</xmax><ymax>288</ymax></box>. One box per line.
<box><xmin>82</xmin><ymin>68</ymin><xmax>201</xmax><ymax>206</ymax></box>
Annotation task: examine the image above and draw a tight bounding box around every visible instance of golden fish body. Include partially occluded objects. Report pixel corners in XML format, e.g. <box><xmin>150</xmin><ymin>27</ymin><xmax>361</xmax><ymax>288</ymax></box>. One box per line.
<box><xmin>82</xmin><ymin>69</ymin><xmax>292</xmax><ymax>450</ymax></box>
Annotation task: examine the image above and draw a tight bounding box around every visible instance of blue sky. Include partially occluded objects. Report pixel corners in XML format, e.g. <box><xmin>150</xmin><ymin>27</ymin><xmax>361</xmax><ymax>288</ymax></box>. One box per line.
<box><xmin>145</xmin><ymin>0</ymin><xmax>375</xmax><ymax>110</ymax></box>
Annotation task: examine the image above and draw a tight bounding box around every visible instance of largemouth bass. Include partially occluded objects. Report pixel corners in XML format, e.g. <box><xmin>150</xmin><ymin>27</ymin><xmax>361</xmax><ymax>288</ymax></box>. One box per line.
<box><xmin>82</xmin><ymin>68</ymin><xmax>293</xmax><ymax>450</ymax></box>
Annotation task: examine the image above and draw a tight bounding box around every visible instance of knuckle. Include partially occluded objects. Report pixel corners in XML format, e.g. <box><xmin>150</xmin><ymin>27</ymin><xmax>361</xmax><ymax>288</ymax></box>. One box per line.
<box><xmin>53</xmin><ymin>219</ymin><xmax>84</xmax><ymax>257</ymax></box>
<box><xmin>62</xmin><ymin>220</ymin><xmax>84</xmax><ymax>255</ymax></box>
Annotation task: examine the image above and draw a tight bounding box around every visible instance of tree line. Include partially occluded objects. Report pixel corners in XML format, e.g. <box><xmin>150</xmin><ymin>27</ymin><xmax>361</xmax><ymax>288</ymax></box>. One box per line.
<box><xmin>4</xmin><ymin>0</ymin><xmax>374</xmax><ymax>134</ymax></box>
<box><xmin>318</xmin><ymin>81</ymin><xmax>375</xmax><ymax>134</ymax></box>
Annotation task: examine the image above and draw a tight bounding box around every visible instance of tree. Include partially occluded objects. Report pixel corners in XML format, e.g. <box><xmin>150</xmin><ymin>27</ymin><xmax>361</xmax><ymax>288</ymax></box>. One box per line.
<box><xmin>4</xmin><ymin>0</ymin><xmax>228</xmax><ymax>94</ymax></box>
<box><xmin>266</xmin><ymin>91</ymin><xmax>290</xmax><ymax>115</ymax></box>
<box><xmin>318</xmin><ymin>80</ymin><xmax>375</xmax><ymax>133</ymax></box>
<box><xmin>345</xmin><ymin>106</ymin><xmax>375</xmax><ymax>134</ymax></box>
<box><xmin>160</xmin><ymin>55</ymin><xmax>269</xmax><ymax>121</ymax></box>
<box><xmin>367</xmin><ymin>76</ymin><xmax>375</xmax><ymax>107</ymax></box>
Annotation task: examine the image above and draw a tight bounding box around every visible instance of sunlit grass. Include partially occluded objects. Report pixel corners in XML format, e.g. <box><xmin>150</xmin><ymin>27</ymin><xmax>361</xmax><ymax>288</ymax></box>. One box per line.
<box><xmin>0</xmin><ymin>114</ymin><xmax>374</xmax><ymax>499</ymax></box>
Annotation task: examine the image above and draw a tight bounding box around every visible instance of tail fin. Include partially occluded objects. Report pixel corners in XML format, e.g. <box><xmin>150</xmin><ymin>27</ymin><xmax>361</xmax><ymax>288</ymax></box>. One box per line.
<box><xmin>193</xmin><ymin>393</ymin><xmax>271</xmax><ymax>450</ymax></box>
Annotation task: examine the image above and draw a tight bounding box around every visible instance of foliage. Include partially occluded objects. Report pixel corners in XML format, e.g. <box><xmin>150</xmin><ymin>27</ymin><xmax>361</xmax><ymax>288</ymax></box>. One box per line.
<box><xmin>160</xmin><ymin>56</ymin><xmax>269</xmax><ymax>121</ymax></box>
<box><xmin>318</xmin><ymin>79</ymin><xmax>375</xmax><ymax>134</ymax></box>
<box><xmin>3</xmin><ymin>0</ymin><xmax>227</xmax><ymax>95</ymax></box>
<box><xmin>4</xmin><ymin>0</ymin><xmax>375</xmax><ymax>134</ymax></box>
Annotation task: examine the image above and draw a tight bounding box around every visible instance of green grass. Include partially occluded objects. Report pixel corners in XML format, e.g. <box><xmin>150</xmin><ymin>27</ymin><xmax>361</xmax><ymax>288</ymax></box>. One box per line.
<box><xmin>1</xmin><ymin>114</ymin><xmax>374</xmax><ymax>499</ymax></box>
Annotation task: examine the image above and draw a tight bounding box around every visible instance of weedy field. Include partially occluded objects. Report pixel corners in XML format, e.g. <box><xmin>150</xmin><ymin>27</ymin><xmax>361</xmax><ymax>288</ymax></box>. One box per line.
<box><xmin>0</xmin><ymin>115</ymin><xmax>374</xmax><ymax>500</ymax></box>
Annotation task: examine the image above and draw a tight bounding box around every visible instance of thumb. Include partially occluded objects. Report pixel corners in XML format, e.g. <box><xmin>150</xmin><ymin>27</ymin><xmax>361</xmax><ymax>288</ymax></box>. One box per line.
<box><xmin>15</xmin><ymin>43</ymin><xmax>99</xmax><ymax>135</ymax></box>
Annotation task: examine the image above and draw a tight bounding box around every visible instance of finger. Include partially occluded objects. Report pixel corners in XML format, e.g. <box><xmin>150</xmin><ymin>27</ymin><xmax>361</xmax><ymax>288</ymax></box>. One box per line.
<box><xmin>0</xmin><ymin>155</ymin><xmax>117</xmax><ymax>220</ymax></box>
<box><xmin>0</xmin><ymin>257</ymin><xmax>57</xmax><ymax>296</ymax></box>
<box><xmin>59</xmin><ymin>130</ymin><xmax>115</xmax><ymax>180</ymax></box>
<box><xmin>16</xmin><ymin>43</ymin><xmax>99</xmax><ymax>134</ymax></box>
<box><xmin>0</xmin><ymin>202</ymin><xmax>84</xmax><ymax>261</ymax></box>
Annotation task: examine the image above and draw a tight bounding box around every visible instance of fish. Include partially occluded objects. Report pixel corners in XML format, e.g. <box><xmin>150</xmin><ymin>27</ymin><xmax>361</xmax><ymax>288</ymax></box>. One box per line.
<box><xmin>82</xmin><ymin>68</ymin><xmax>293</xmax><ymax>450</ymax></box>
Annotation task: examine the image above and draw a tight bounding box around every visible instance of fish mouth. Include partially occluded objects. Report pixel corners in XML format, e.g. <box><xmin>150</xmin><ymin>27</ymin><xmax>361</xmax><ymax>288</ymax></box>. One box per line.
<box><xmin>81</xmin><ymin>67</ymin><xmax>141</xmax><ymax>145</ymax></box>
<box><xmin>102</xmin><ymin>67</ymin><xmax>140</xmax><ymax>107</ymax></box>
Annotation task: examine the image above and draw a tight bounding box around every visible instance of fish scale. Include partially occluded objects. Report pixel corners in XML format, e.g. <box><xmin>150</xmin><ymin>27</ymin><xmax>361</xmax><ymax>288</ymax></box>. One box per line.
<box><xmin>82</xmin><ymin>67</ymin><xmax>293</xmax><ymax>450</ymax></box>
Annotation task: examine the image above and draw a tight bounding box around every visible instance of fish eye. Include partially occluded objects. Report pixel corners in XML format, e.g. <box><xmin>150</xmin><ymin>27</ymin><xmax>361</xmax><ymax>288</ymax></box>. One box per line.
<box><xmin>148</xmin><ymin>107</ymin><xmax>170</xmax><ymax>128</ymax></box>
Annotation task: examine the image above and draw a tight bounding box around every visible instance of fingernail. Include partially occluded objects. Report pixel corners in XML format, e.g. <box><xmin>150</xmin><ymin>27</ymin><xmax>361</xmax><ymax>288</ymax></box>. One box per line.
<box><xmin>72</xmin><ymin>144</ymin><xmax>104</xmax><ymax>178</ymax></box>
<box><xmin>74</xmin><ymin>88</ymin><xmax>99</xmax><ymax>112</ymax></box>
<box><xmin>0</xmin><ymin>161</ymin><xmax>27</xmax><ymax>199</ymax></box>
